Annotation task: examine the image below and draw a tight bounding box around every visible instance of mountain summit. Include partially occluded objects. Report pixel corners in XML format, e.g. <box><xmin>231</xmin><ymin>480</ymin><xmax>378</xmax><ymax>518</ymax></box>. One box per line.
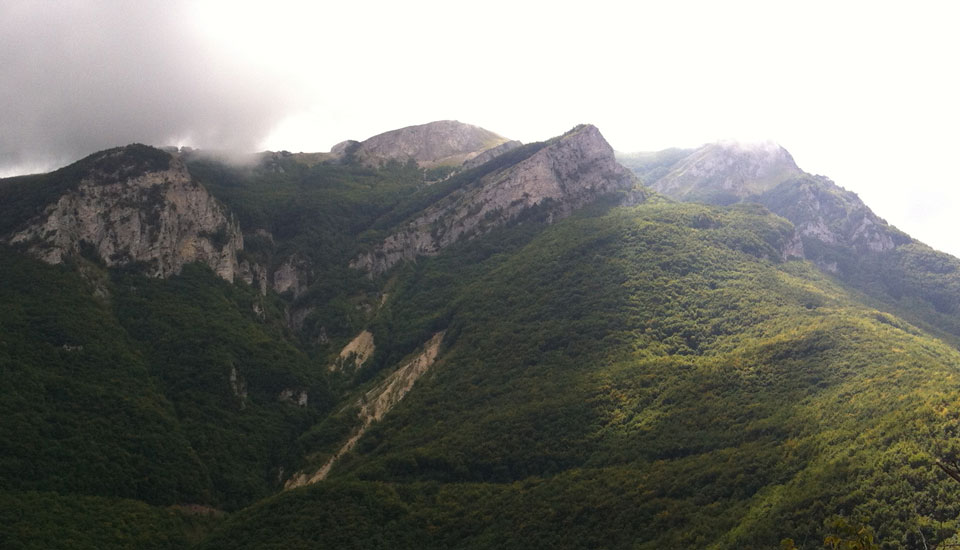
<box><xmin>3</xmin><ymin>144</ymin><xmax>245</xmax><ymax>281</ymax></box>
<box><xmin>647</xmin><ymin>140</ymin><xmax>803</xmax><ymax>204</ymax></box>
<box><xmin>332</xmin><ymin>120</ymin><xmax>513</xmax><ymax>168</ymax></box>
<box><xmin>351</xmin><ymin>124</ymin><xmax>637</xmax><ymax>275</ymax></box>
<box><xmin>618</xmin><ymin>141</ymin><xmax>960</xmax><ymax>347</ymax></box>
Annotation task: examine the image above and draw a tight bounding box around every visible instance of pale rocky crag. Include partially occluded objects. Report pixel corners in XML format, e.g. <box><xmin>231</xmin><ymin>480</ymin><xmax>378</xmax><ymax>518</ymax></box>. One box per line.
<box><xmin>781</xmin><ymin>229</ymin><xmax>806</xmax><ymax>261</ymax></box>
<box><xmin>351</xmin><ymin>124</ymin><xmax>637</xmax><ymax>276</ymax></box>
<box><xmin>330</xmin><ymin>139</ymin><xmax>359</xmax><ymax>157</ymax></box>
<box><xmin>754</xmin><ymin>175</ymin><xmax>909</xmax><ymax>259</ymax></box>
<box><xmin>271</xmin><ymin>254</ymin><xmax>310</xmax><ymax>297</ymax></box>
<box><xmin>330</xmin><ymin>330</ymin><xmax>375</xmax><ymax>372</ymax></box>
<box><xmin>651</xmin><ymin>141</ymin><xmax>804</xmax><ymax>203</ymax></box>
<box><xmin>7</xmin><ymin>146</ymin><xmax>245</xmax><ymax>281</ymax></box>
<box><xmin>625</xmin><ymin>142</ymin><xmax>908</xmax><ymax>265</ymax></box>
<box><xmin>334</xmin><ymin>120</ymin><xmax>511</xmax><ymax>168</ymax></box>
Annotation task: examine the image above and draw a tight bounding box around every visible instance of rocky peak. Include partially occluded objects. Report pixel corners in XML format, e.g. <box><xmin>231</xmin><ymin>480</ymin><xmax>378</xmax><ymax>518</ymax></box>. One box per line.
<box><xmin>351</xmin><ymin>124</ymin><xmax>637</xmax><ymax>275</ymax></box>
<box><xmin>755</xmin><ymin>175</ymin><xmax>909</xmax><ymax>260</ymax></box>
<box><xmin>7</xmin><ymin>145</ymin><xmax>245</xmax><ymax>281</ymax></box>
<box><xmin>342</xmin><ymin>120</ymin><xmax>510</xmax><ymax>168</ymax></box>
<box><xmin>651</xmin><ymin>140</ymin><xmax>803</xmax><ymax>204</ymax></box>
<box><xmin>621</xmin><ymin>142</ymin><xmax>911</xmax><ymax>273</ymax></box>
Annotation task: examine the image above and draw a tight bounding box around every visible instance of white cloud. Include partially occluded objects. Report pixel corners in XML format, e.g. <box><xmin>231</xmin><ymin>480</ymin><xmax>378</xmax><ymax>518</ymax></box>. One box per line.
<box><xmin>3</xmin><ymin>0</ymin><xmax>958</xmax><ymax>256</ymax></box>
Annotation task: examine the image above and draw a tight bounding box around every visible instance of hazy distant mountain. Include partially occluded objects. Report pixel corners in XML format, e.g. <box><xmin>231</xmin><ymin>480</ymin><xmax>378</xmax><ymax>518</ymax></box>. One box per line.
<box><xmin>623</xmin><ymin>141</ymin><xmax>903</xmax><ymax>255</ymax></box>
<box><xmin>4</xmin><ymin>122</ymin><xmax>960</xmax><ymax>549</ymax></box>
<box><xmin>647</xmin><ymin>141</ymin><xmax>804</xmax><ymax>204</ymax></box>
<box><xmin>620</xmin><ymin>141</ymin><xmax>960</xmax><ymax>346</ymax></box>
<box><xmin>331</xmin><ymin>120</ymin><xmax>514</xmax><ymax>169</ymax></box>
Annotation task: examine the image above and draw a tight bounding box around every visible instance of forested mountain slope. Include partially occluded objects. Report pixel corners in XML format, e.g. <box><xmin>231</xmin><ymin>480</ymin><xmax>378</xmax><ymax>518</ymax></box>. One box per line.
<box><xmin>200</xmin><ymin>200</ymin><xmax>960</xmax><ymax>550</ymax></box>
<box><xmin>621</xmin><ymin>143</ymin><xmax>960</xmax><ymax>348</ymax></box>
<box><xmin>2</xmin><ymin>123</ymin><xmax>960</xmax><ymax>549</ymax></box>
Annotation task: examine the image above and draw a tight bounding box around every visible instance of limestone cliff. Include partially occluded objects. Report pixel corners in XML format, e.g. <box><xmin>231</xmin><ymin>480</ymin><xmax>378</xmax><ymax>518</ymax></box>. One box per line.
<box><xmin>622</xmin><ymin>142</ymin><xmax>909</xmax><ymax>269</ymax></box>
<box><xmin>754</xmin><ymin>175</ymin><xmax>910</xmax><ymax>265</ymax></box>
<box><xmin>352</xmin><ymin>125</ymin><xmax>637</xmax><ymax>275</ymax></box>
<box><xmin>271</xmin><ymin>254</ymin><xmax>309</xmax><ymax>297</ymax></box>
<box><xmin>7</xmin><ymin>145</ymin><xmax>244</xmax><ymax>281</ymax></box>
<box><xmin>650</xmin><ymin>141</ymin><xmax>803</xmax><ymax>204</ymax></box>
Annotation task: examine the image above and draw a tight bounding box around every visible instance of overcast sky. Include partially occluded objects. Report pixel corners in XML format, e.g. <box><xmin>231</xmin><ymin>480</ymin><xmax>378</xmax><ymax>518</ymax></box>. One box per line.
<box><xmin>2</xmin><ymin>0</ymin><xmax>958</xmax><ymax>256</ymax></box>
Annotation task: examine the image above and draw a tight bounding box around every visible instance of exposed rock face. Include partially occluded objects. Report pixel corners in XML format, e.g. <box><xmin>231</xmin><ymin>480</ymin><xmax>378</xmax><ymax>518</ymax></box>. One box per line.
<box><xmin>352</xmin><ymin>125</ymin><xmax>637</xmax><ymax>275</ymax></box>
<box><xmin>285</xmin><ymin>331</ymin><xmax>445</xmax><ymax>488</ymax></box>
<box><xmin>330</xmin><ymin>139</ymin><xmax>359</xmax><ymax>157</ymax></box>
<box><xmin>229</xmin><ymin>366</ymin><xmax>248</xmax><ymax>410</ymax></box>
<box><xmin>278</xmin><ymin>388</ymin><xmax>308</xmax><ymax>407</ymax></box>
<box><xmin>754</xmin><ymin>176</ymin><xmax>908</xmax><ymax>257</ymax></box>
<box><xmin>651</xmin><ymin>141</ymin><xmax>803</xmax><ymax>204</ymax></box>
<box><xmin>272</xmin><ymin>255</ymin><xmax>309</xmax><ymax>297</ymax></box>
<box><xmin>781</xmin><ymin>229</ymin><xmax>806</xmax><ymax>261</ymax></box>
<box><xmin>623</xmin><ymin>143</ymin><xmax>909</xmax><ymax>269</ymax></box>
<box><xmin>325</xmin><ymin>140</ymin><xmax>360</xmax><ymax>163</ymax></box>
<box><xmin>330</xmin><ymin>330</ymin><xmax>375</xmax><ymax>372</ymax></box>
<box><xmin>348</xmin><ymin>120</ymin><xmax>510</xmax><ymax>168</ymax></box>
<box><xmin>461</xmin><ymin>140</ymin><xmax>523</xmax><ymax>170</ymax></box>
<box><xmin>7</xmin><ymin>146</ymin><xmax>244</xmax><ymax>281</ymax></box>
<box><xmin>238</xmin><ymin>260</ymin><xmax>268</xmax><ymax>294</ymax></box>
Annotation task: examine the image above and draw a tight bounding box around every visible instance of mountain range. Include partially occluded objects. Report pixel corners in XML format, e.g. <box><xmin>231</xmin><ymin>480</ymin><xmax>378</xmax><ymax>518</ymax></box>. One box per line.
<box><xmin>2</xmin><ymin>120</ymin><xmax>960</xmax><ymax>549</ymax></box>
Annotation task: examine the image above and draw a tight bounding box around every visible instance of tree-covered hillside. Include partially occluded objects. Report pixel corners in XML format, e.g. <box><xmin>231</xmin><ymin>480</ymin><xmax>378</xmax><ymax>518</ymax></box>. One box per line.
<box><xmin>197</xmin><ymin>199</ymin><xmax>960</xmax><ymax>549</ymax></box>
<box><xmin>3</xmin><ymin>131</ymin><xmax>960</xmax><ymax>549</ymax></box>
<box><xmin>623</xmin><ymin>145</ymin><xmax>960</xmax><ymax>349</ymax></box>
<box><xmin>0</xmin><ymin>246</ymin><xmax>334</xmax><ymax>510</ymax></box>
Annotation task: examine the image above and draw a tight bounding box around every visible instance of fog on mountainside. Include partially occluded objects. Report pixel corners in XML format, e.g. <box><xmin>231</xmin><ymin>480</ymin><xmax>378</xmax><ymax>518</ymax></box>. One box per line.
<box><xmin>0</xmin><ymin>2</ymin><xmax>307</xmax><ymax>176</ymax></box>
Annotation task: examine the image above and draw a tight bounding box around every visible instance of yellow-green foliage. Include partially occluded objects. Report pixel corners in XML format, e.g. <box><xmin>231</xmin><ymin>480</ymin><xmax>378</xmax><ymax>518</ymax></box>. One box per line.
<box><xmin>204</xmin><ymin>201</ymin><xmax>960</xmax><ymax>549</ymax></box>
<box><xmin>6</xmin><ymin>149</ymin><xmax>960</xmax><ymax>549</ymax></box>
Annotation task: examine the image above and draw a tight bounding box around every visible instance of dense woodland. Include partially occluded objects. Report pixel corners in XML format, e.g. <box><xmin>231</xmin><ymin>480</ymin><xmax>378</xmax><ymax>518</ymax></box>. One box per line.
<box><xmin>3</xmin><ymin>142</ymin><xmax>960</xmax><ymax>549</ymax></box>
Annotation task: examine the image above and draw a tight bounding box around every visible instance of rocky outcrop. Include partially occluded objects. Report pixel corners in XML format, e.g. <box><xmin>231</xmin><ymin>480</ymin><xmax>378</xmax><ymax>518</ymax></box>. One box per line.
<box><xmin>229</xmin><ymin>366</ymin><xmax>248</xmax><ymax>410</ymax></box>
<box><xmin>285</xmin><ymin>331</ymin><xmax>445</xmax><ymax>488</ymax></box>
<box><xmin>461</xmin><ymin>140</ymin><xmax>523</xmax><ymax>170</ymax></box>
<box><xmin>330</xmin><ymin>140</ymin><xmax>359</xmax><ymax>157</ymax></box>
<box><xmin>650</xmin><ymin>141</ymin><xmax>803</xmax><ymax>204</ymax></box>
<box><xmin>7</xmin><ymin>146</ymin><xmax>244</xmax><ymax>281</ymax></box>
<box><xmin>272</xmin><ymin>255</ymin><xmax>309</xmax><ymax>297</ymax></box>
<box><xmin>278</xmin><ymin>388</ymin><xmax>308</xmax><ymax>407</ymax></box>
<box><xmin>344</xmin><ymin>120</ymin><xmax>510</xmax><ymax>168</ymax></box>
<box><xmin>754</xmin><ymin>175</ymin><xmax>908</xmax><ymax>257</ymax></box>
<box><xmin>781</xmin><ymin>229</ymin><xmax>806</xmax><ymax>260</ymax></box>
<box><xmin>623</xmin><ymin>143</ymin><xmax>908</xmax><ymax>266</ymax></box>
<box><xmin>352</xmin><ymin>125</ymin><xmax>637</xmax><ymax>275</ymax></box>
<box><xmin>238</xmin><ymin>260</ymin><xmax>268</xmax><ymax>294</ymax></box>
<box><xmin>330</xmin><ymin>330</ymin><xmax>375</xmax><ymax>372</ymax></box>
